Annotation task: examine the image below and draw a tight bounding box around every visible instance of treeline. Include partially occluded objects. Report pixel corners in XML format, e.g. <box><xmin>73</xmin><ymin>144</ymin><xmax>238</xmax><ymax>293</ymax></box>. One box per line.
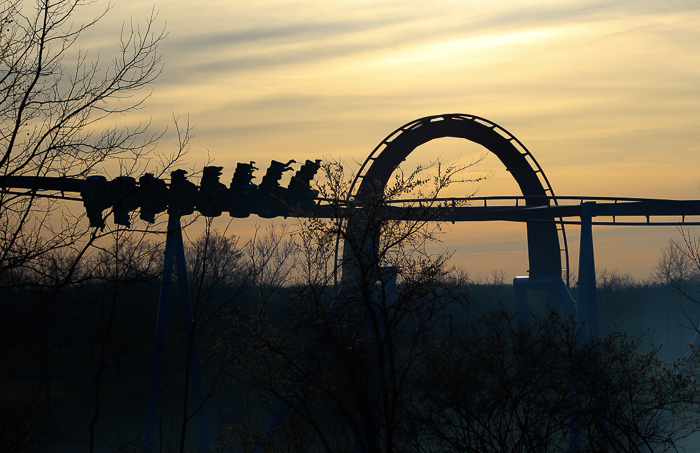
<box><xmin>4</xmin><ymin>228</ymin><xmax>700</xmax><ymax>451</ymax></box>
<box><xmin>0</xmin><ymin>226</ymin><xmax>310</xmax><ymax>452</ymax></box>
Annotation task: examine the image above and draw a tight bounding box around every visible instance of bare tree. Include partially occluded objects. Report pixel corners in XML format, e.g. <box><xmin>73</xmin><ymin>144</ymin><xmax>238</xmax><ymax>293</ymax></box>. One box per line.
<box><xmin>83</xmin><ymin>231</ymin><xmax>161</xmax><ymax>453</ymax></box>
<box><xmin>0</xmin><ymin>0</ymin><xmax>173</xmax><ymax>288</ymax></box>
<box><xmin>216</xmin><ymin>160</ymin><xmax>475</xmax><ymax>453</ymax></box>
<box><xmin>173</xmin><ymin>222</ymin><xmax>249</xmax><ymax>453</ymax></box>
<box><xmin>0</xmin><ymin>0</ymin><xmax>192</xmax><ymax>353</ymax></box>
<box><xmin>413</xmin><ymin>309</ymin><xmax>700</xmax><ymax>453</ymax></box>
<box><xmin>654</xmin><ymin>232</ymin><xmax>700</xmax><ymax>303</ymax></box>
<box><xmin>0</xmin><ymin>1</ymin><xmax>189</xmax><ymax>449</ymax></box>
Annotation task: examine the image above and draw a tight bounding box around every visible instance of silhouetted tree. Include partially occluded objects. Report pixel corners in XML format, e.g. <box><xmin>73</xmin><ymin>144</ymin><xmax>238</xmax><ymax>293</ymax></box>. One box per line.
<box><xmin>216</xmin><ymin>160</ymin><xmax>477</xmax><ymax>452</ymax></box>
<box><xmin>0</xmin><ymin>0</ymin><xmax>186</xmax><ymax>449</ymax></box>
<box><xmin>0</xmin><ymin>0</ymin><xmax>171</xmax><ymax>283</ymax></box>
<box><xmin>214</xmin><ymin>163</ymin><xmax>700</xmax><ymax>453</ymax></box>
<box><xmin>654</xmin><ymin>232</ymin><xmax>700</xmax><ymax>304</ymax></box>
<box><xmin>83</xmin><ymin>231</ymin><xmax>161</xmax><ymax>453</ymax></box>
<box><xmin>0</xmin><ymin>0</ymin><xmax>190</xmax><ymax>355</ymax></box>
<box><xmin>412</xmin><ymin>310</ymin><xmax>700</xmax><ymax>453</ymax></box>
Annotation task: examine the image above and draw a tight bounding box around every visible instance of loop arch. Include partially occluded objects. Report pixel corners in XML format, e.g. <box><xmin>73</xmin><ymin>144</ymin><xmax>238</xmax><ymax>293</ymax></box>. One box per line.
<box><xmin>342</xmin><ymin>113</ymin><xmax>568</xmax><ymax>281</ymax></box>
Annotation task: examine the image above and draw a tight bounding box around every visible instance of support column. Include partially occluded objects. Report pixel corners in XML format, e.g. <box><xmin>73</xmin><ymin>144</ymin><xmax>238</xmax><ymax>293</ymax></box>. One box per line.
<box><xmin>144</xmin><ymin>215</ymin><xmax>210</xmax><ymax>453</ymax></box>
<box><xmin>571</xmin><ymin>202</ymin><xmax>605</xmax><ymax>453</ymax></box>
<box><xmin>144</xmin><ymin>215</ymin><xmax>179</xmax><ymax>452</ymax></box>
<box><xmin>577</xmin><ymin>202</ymin><xmax>600</xmax><ymax>335</ymax></box>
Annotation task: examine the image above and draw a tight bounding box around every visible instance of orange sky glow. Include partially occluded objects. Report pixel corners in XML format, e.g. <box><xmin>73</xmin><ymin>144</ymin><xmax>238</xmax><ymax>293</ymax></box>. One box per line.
<box><xmin>78</xmin><ymin>0</ymin><xmax>700</xmax><ymax>281</ymax></box>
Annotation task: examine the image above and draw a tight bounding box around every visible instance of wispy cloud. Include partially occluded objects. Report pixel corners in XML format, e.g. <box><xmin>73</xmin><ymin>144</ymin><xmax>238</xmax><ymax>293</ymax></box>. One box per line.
<box><xmin>157</xmin><ymin>0</ymin><xmax>699</xmax><ymax>88</ymax></box>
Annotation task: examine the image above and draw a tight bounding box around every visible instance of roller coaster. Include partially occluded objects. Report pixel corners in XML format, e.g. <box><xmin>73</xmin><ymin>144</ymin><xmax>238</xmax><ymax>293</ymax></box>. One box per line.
<box><xmin>3</xmin><ymin>113</ymin><xmax>700</xmax><ymax>452</ymax></box>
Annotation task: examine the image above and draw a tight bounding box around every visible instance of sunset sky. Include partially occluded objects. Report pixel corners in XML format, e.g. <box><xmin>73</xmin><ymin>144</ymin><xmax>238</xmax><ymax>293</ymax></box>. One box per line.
<box><xmin>83</xmin><ymin>0</ymin><xmax>700</xmax><ymax>280</ymax></box>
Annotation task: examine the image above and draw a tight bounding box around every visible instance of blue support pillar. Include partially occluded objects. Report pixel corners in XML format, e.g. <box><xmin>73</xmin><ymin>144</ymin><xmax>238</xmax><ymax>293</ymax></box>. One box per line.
<box><xmin>577</xmin><ymin>202</ymin><xmax>600</xmax><ymax>335</ymax></box>
<box><xmin>144</xmin><ymin>215</ymin><xmax>211</xmax><ymax>453</ymax></box>
<box><xmin>144</xmin><ymin>215</ymin><xmax>178</xmax><ymax>452</ymax></box>
<box><xmin>571</xmin><ymin>202</ymin><xmax>607</xmax><ymax>453</ymax></box>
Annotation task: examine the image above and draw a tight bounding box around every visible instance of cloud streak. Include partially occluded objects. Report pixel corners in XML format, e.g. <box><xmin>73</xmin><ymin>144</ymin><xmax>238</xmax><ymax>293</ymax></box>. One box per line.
<box><xmin>158</xmin><ymin>0</ymin><xmax>700</xmax><ymax>85</ymax></box>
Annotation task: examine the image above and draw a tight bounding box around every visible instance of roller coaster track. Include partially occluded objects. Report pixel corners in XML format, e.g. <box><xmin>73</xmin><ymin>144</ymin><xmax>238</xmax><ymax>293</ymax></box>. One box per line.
<box><xmin>6</xmin><ymin>114</ymin><xmax>700</xmax><ymax>286</ymax></box>
<box><xmin>342</xmin><ymin>113</ymin><xmax>571</xmax><ymax>284</ymax></box>
<box><xmin>7</xmin><ymin>187</ymin><xmax>699</xmax><ymax>226</ymax></box>
<box><xmin>380</xmin><ymin>195</ymin><xmax>700</xmax><ymax>225</ymax></box>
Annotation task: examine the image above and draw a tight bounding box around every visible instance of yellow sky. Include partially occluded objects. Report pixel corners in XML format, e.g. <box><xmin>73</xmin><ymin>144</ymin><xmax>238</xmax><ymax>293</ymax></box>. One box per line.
<box><xmin>82</xmin><ymin>0</ymin><xmax>700</xmax><ymax>280</ymax></box>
